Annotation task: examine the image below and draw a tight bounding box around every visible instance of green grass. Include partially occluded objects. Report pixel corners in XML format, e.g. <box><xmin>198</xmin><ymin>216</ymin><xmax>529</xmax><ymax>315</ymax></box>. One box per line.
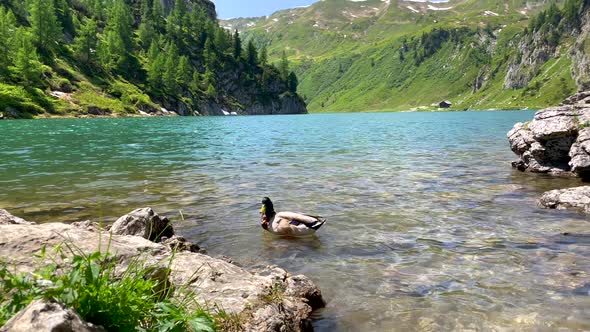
<box><xmin>0</xmin><ymin>84</ymin><xmax>43</xmax><ymax>118</ymax></box>
<box><xmin>457</xmin><ymin>56</ymin><xmax>577</xmax><ymax>110</ymax></box>
<box><xmin>72</xmin><ymin>81</ymin><xmax>128</xmax><ymax>114</ymax></box>
<box><xmin>260</xmin><ymin>283</ymin><xmax>286</xmax><ymax>305</ymax></box>
<box><xmin>108</xmin><ymin>81</ymin><xmax>159</xmax><ymax>113</ymax></box>
<box><xmin>233</xmin><ymin>0</ymin><xmax>578</xmax><ymax>113</ymax></box>
<box><xmin>0</xmin><ymin>237</ymin><xmax>217</xmax><ymax>331</ymax></box>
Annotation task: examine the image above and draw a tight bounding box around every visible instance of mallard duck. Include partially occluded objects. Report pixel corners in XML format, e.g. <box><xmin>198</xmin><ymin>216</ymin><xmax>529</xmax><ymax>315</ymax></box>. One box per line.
<box><xmin>260</xmin><ymin>197</ymin><xmax>326</xmax><ymax>236</ymax></box>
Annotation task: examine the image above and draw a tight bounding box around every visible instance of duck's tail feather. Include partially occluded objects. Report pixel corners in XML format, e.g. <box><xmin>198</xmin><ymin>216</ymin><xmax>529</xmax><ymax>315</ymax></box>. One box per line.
<box><xmin>310</xmin><ymin>218</ymin><xmax>326</xmax><ymax>230</ymax></box>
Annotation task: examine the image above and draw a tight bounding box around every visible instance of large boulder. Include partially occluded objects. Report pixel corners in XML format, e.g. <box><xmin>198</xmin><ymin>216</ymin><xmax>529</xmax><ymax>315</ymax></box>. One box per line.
<box><xmin>110</xmin><ymin>207</ymin><xmax>174</xmax><ymax>242</ymax></box>
<box><xmin>0</xmin><ymin>213</ymin><xmax>324</xmax><ymax>332</ymax></box>
<box><xmin>1</xmin><ymin>300</ymin><xmax>105</xmax><ymax>332</ymax></box>
<box><xmin>538</xmin><ymin>186</ymin><xmax>590</xmax><ymax>213</ymax></box>
<box><xmin>507</xmin><ymin>93</ymin><xmax>590</xmax><ymax>177</ymax></box>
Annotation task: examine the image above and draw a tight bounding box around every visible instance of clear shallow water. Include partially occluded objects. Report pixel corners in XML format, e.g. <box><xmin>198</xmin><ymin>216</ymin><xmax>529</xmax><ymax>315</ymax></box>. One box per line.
<box><xmin>1</xmin><ymin>112</ymin><xmax>589</xmax><ymax>331</ymax></box>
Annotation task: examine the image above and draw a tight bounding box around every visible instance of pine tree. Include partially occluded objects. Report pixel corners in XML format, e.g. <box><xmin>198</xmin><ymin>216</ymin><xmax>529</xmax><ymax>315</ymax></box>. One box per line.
<box><xmin>204</xmin><ymin>37</ymin><xmax>217</xmax><ymax>69</ymax></box>
<box><xmin>103</xmin><ymin>0</ymin><xmax>137</xmax><ymax>74</ymax></box>
<box><xmin>54</xmin><ymin>0</ymin><xmax>75</xmax><ymax>36</ymax></box>
<box><xmin>73</xmin><ymin>18</ymin><xmax>98</xmax><ymax>66</ymax></box>
<box><xmin>138</xmin><ymin>21</ymin><xmax>156</xmax><ymax>49</ymax></box>
<box><xmin>232</xmin><ymin>29</ymin><xmax>241</xmax><ymax>59</ymax></box>
<box><xmin>0</xmin><ymin>7</ymin><xmax>16</xmax><ymax>78</ymax></box>
<box><xmin>162</xmin><ymin>42</ymin><xmax>180</xmax><ymax>93</ymax></box>
<box><xmin>92</xmin><ymin>0</ymin><xmax>105</xmax><ymax>21</ymax></box>
<box><xmin>259</xmin><ymin>45</ymin><xmax>268</xmax><ymax>66</ymax></box>
<box><xmin>214</xmin><ymin>27</ymin><xmax>230</xmax><ymax>54</ymax></box>
<box><xmin>167</xmin><ymin>0</ymin><xmax>189</xmax><ymax>45</ymax></box>
<box><xmin>152</xmin><ymin>0</ymin><xmax>165</xmax><ymax>32</ymax></box>
<box><xmin>246</xmin><ymin>40</ymin><xmax>258</xmax><ymax>66</ymax></box>
<box><xmin>287</xmin><ymin>71</ymin><xmax>298</xmax><ymax>93</ymax></box>
<box><xmin>5</xmin><ymin>0</ymin><xmax>26</xmax><ymax>20</ymax></box>
<box><xmin>10</xmin><ymin>27</ymin><xmax>41</xmax><ymax>85</ymax></box>
<box><xmin>176</xmin><ymin>56</ymin><xmax>191</xmax><ymax>88</ymax></box>
<box><xmin>140</xmin><ymin>0</ymin><xmax>152</xmax><ymax>22</ymax></box>
<box><xmin>203</xmin><ymin>67</ymin><xmax>216</xmax><ymax>96</ymax></box>
<box><xmin>206</xmin><ymin>83</ymin><xmax>216</xmax><ymax>96</ymax></box>
<box><xmin>138</xmin><ymin>0</ymin><xmax>155</xmax><ymax>48</ymax></box>
<box><xmin>190</xmin><ymin>69</ymin><xmax>201</xmax><ymax>92</ymax></box>
<box><xmin>147</xmin><ymin>41</ymin><xmax>165</xmax><ymax>92</ymax></box>
<box><xmin>279</xmin><ymin>50</ymin><xmax>289</xmax><ymax>80</ymax></box>
<box><xmin>563</xmin><ymin>0</ymin><xmax>583</xmax><ymax>29</ymax></box>
<box><xmin>188</xmin><ymin>7</ymin><xmax>206</xmax><ymax>48</ymax></box>
<box><xmin>546</xmin><ymin>3</ymin><xmax>561</xmax><ymax>27</ymax></box>
<box><xmin>29</xmin><ymin>0</ymin><xmax>62</xmax><ymax>53</ymax></box>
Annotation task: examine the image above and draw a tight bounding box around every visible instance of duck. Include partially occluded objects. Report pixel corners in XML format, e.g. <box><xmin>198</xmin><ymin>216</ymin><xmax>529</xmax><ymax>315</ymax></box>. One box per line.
<box><xmin>259</xmin><ymin>197</ymin><xmax>326</xmax><ymax>236</ymax></box>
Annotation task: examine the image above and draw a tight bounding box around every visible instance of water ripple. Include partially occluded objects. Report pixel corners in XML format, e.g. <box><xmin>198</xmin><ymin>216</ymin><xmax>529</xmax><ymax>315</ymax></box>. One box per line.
<box><xmin>1</xmin><ymin>112</ymin><xmax>590</xmax><ymax>331</ymax></box>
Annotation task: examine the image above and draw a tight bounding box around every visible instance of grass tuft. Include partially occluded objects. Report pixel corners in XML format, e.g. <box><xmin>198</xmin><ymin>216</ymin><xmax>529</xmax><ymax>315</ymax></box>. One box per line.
<box><xmin>0</xmin><ymin>235</ymin><xmax>217</xmax><ymax>331</ymax></box>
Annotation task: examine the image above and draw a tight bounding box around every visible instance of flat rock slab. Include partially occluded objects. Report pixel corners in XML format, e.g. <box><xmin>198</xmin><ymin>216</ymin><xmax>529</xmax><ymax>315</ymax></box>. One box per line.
<box><xmin>0</xmin><ymin>211</ymin><xmax>324</xmax><ymax>332</ymax></box>
<box><xmin>538</xmin><ymin>186</ymin><xmax>590</xmax><ymax>213</ymax></box>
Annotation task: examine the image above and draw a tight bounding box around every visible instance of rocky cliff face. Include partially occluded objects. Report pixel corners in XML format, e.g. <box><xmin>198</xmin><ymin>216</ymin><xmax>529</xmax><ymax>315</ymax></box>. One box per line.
<box><xmin>505</xmin><ymin>5</ymin><xmax>590</xmax><ymax>92</ymax></box>
<box><xmin>572</xmin><ymin>9</ymin><xmax>590</xmax><ymax>91</ymax></box>
<box><xmin>508</xmin><ymin>91</ymin><xmax>590</xmax><ymax>177</ymax></box>
<box><xmin>504</xmin><ymin>28</ymin><xmax>556</xmax><ymax>90</ymax></box>
<box><xmin>196</xmin><ymin>94</ymin><xmax>307</xmax><ymax>116</ymax></box>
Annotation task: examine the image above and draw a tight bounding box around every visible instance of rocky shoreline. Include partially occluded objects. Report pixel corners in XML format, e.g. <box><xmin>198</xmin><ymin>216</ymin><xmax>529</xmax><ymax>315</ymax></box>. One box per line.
<box><xmin>508</xmin><ymin>90</ymin><xmax>590</xmax><ymax>213</ymax></box>
<box><xmin>0</xmin><ymin>208</ymin><xmax>324</xmax><ymax>332</ymax></box>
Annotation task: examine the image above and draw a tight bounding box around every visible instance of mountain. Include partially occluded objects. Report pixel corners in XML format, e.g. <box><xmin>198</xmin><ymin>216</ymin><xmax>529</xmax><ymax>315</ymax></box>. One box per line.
<box><xmin>0</xmin><ymin>0</ymin><xmax>306</xmax><ymax>119</ymax></box>
<box><xmin>222</xmin><ymin>0</ymin><xmax>589</xmax><ymax>112</ymax></box>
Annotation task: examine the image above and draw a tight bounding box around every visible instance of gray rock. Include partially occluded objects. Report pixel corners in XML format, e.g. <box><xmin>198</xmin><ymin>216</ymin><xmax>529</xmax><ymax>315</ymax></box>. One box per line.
<box><xmin>0</xmin><ymin>209</ymin><xmax>35</xmax><ymax>225</ymax></box>
<box><xmin>563</xmin><ymin>91</ymin><xmax>590</xmax><ymax>106</ymax></box>
<box><xmin>538</xmin><ymin>186</ymin><xmax>590</xmax><ymax>213</ymax></box>
<box><xmin>569</xmin><ymin>128</ymin><xmax>590</xmax><ymax>174</ymax></box>
<box><xmin>110</xmin><ymin>207</ymin><xmax>174</xmax><ymax>242</ymax></box>
<box><xmin>86</xmin><ymin>106</ymin><xmax>111</xmax><ymax>116</ymax></box>
<box><xmin>0</xmin><ymin>300</ymin><xmax>105</xmax><ymax>332</ymax></box>
<box><xmin>285</xmin><ymin>275</ymin><xmax>326</xmax><ymax>310</ymax></box>
<box><xmin>161</xmin><ymin>235</ymin><xmax>201</xmax><ymax>253</ymax></box>
<box><xmin>507</xmin><ymin>96</ymin><xmax>590</xmax><ymax>176</ymax></box>
<box><xmin>0</xmin><ymin>213</ymin><xmax>324</xmax><ymax>331</ymax></box>
<box><xmin>70</xmin><ymin>220</ymin><xmax>103</xmax><ymax>232</ymax></box>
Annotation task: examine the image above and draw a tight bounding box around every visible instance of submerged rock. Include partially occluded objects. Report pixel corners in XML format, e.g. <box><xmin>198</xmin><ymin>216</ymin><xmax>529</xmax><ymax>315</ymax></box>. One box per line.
<box><xmin>0</xmin><ymin>209</ymin><xmax>324</xmax><ymax>331</ymax></box>
<box><xmin>507</xmin><ymin>91</ymin><xmax>590</xmax><ymax>177</ymax></box>
<box><xmin>1</xmin><ymin>300</ymin><xmax>105</xmax><ymax>332</ymax></box>
<box><xmin>161</xmin><ymin>235</ymin><xmax>202</xmax><ymax>253</ymax></box>
<box><xmin>538</xmin><ymin>186</ymin><xmax>590</xmax><ymax>213</ymax></box>
<box><xmin>0</xmin><ymin>209</ymin><xmax>35</xmax><ymax>225</ymax></box>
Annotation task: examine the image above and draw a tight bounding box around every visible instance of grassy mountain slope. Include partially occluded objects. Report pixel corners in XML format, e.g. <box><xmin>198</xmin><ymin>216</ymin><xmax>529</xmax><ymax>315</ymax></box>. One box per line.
<box><xmin>0</xmin><ymin>0</ymin><xmax>306</xmax><ymax>119</ymax></box>
<box><xmin>223</xmin><ymin>0</ymin><xmax>587</xmax><ymax>112</ymax></box>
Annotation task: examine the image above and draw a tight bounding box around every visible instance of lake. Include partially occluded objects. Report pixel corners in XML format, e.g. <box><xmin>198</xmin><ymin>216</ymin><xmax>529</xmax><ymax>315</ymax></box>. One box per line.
<box><xmin>1</xmin><ymin>111</ymin><xmax>589</xmax><ymax>331</ymax></box>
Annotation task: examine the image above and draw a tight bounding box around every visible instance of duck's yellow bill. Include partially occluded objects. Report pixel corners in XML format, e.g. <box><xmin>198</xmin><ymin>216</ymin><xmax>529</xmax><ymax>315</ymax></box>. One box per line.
<box><xmin>260</xmin><ymin>205</ymin><xmax>266</xmax><ymax>214</ymax></box>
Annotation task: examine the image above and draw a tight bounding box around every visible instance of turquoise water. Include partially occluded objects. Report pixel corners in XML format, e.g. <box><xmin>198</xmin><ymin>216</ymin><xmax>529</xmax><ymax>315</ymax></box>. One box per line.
<box><xmin>1</xmin><ymin>112</ymin><xmax>589</xmax><ymax>330</ymax></box>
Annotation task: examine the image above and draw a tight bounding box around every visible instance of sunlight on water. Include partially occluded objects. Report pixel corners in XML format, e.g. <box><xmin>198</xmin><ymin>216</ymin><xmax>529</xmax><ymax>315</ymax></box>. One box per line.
<box><xmin>1</xmin><ymin>112</ymin><xmax>589</xmax><ymax>331</ymax></box>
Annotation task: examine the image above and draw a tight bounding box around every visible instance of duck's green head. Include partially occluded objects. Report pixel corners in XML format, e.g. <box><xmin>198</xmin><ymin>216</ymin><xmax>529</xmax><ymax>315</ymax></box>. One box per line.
<box><xmin>261</xmin><ymin>197</ymin><xmax>274</xmax><ymax>215</ymax></box>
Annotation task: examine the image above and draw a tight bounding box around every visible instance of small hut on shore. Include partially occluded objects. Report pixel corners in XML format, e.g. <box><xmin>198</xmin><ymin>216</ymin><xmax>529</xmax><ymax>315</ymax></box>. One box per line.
<box><xmin>439</xmin><ymin>100</ymin><xmax>452</xmax><ymax>108</ymax></box>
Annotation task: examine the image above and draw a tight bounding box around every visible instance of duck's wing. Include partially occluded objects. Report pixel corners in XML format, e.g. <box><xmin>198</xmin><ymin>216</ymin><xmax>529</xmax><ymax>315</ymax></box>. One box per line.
<box><xmin>276</xmin><ymin>212</ymin><xmax>326</xmax><ymax>228</ymax></box>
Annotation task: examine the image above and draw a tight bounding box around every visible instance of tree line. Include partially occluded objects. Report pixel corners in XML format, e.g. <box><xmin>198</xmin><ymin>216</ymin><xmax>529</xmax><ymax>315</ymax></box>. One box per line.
<box><xmin>0</xmin><ymin>0</ymin><xmax>299</xmax><ymax>109</ymax></box>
